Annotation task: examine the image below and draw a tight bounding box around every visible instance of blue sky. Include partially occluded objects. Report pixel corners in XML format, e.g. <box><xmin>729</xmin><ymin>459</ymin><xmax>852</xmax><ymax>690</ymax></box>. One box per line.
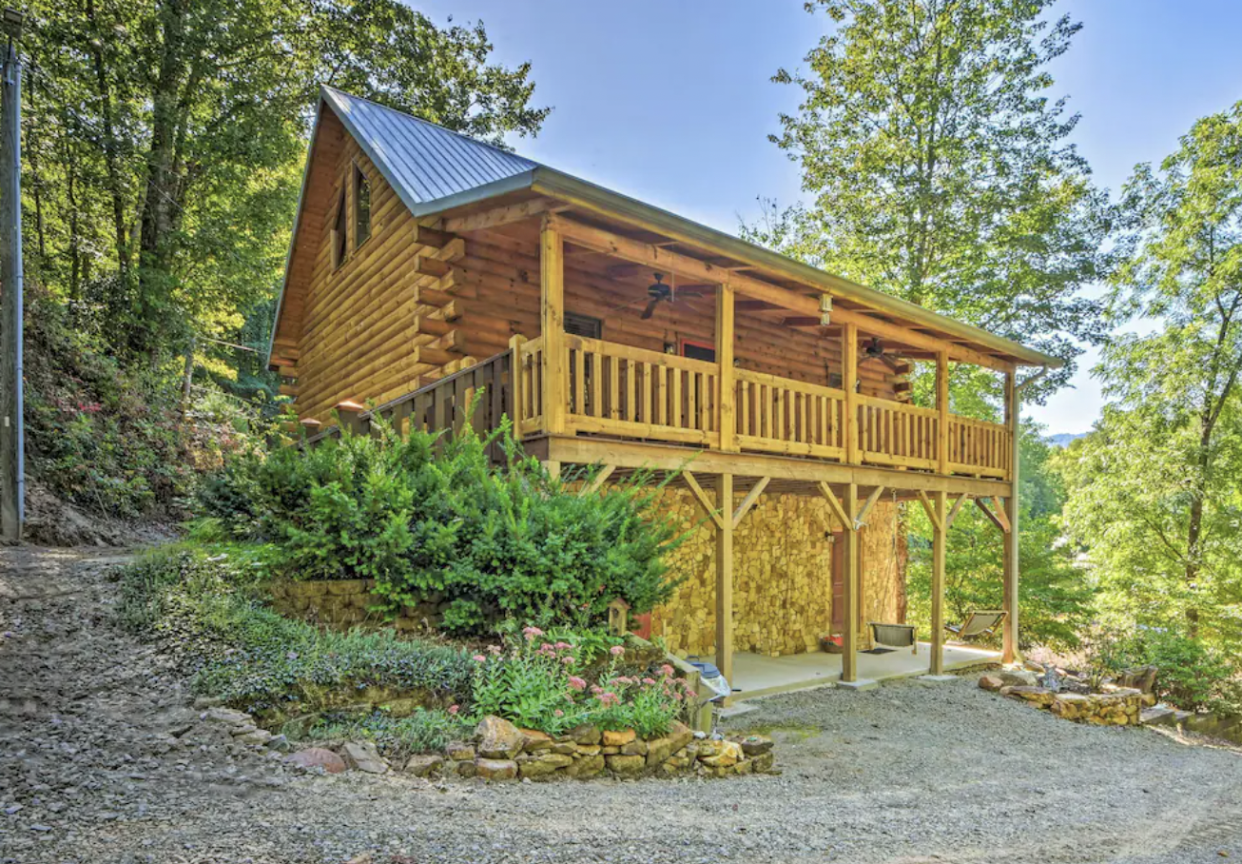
<box><xmin>411</xmin><ymin>0</ymin><xmax>1242</xmax><ymax>434</ymax></box>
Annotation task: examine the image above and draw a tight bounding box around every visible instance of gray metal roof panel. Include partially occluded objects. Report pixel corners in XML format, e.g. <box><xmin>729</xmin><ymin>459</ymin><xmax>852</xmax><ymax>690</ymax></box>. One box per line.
<box><xmin>322</xmin><ymin>86</ymin><xmax>538</xmax><ymax>215</ymax></box>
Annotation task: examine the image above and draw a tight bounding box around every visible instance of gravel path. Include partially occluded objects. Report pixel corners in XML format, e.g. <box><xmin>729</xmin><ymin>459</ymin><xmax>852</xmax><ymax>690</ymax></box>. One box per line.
<box><xmin>2</xmin><ymin>546</ymin><xmax>1241</xmax><ymax>864</ymax></box>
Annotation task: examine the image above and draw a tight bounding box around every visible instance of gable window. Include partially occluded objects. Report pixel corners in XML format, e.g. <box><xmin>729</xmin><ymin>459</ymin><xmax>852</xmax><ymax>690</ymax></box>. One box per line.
<box><xmin>331</xmin><ymin>186</ymin><xmax>347</xmax><ymax>270</ymax></box>
<box><xmin>353</xmin><ymin>165</ymin><xmax>371</xmax><ymax>249</ymax></box>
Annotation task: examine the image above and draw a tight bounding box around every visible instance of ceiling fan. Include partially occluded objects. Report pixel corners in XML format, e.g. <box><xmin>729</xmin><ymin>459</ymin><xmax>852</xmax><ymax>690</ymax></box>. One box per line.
<box><xmin>608</xmin><ymin>272</ymin><xmax>708</xmax><ymax>319</ymax></box>
<box><xmin>859</xmin><ymin>337</ymin><xmax>911</xmax><ymax>373</ymax></box>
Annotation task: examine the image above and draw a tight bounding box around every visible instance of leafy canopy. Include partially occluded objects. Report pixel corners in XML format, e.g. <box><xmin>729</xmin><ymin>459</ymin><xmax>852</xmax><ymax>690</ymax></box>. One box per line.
<box><xmin>1055</xmin><ymin>100</ymin><xmax>1242</xmax><ymax>651</ymax></box>
<box><xmin>746</xmin><ymin>0</ymin><xmax>1111</xmax><ymax>395</ymax></box>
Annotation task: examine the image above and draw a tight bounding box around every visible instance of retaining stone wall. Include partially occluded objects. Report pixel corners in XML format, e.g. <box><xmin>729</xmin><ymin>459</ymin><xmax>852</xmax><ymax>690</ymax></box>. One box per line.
<box><xmin>269</xmin><ymin>579</ymin><xmax>439</xmax><ymax>631</ymax></box>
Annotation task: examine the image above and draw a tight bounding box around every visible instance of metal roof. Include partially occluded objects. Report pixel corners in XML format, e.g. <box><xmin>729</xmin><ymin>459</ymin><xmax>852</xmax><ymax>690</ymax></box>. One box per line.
<box><xmin>268</xmin><ymin>86</ymin><xmax>1061</xmax><ymax>369</ymax></box>
<box><xmin>322</xmin><ymin>86</ymin><xmax>538</xmax><ymax>216</ymax></box>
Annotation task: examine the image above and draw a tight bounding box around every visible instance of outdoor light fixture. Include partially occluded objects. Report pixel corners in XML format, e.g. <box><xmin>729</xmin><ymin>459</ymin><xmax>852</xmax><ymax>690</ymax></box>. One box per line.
<box><xmin>820</xmin><ymin>294</ymin><xmax>833</xmax><ymax>326</ymax></box>
<box><xmin>1</xmin><ymin>8</ymin><xmax>22</xmax><ymax>42</ymax></box>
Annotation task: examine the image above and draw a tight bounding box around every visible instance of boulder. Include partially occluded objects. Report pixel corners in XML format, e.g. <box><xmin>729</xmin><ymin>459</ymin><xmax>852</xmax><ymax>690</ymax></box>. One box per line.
<box><xmin>574</xmin><ymin>744</ymin><xmax>601</xmax><ymax>757</ymax></box>
<box><xmin>697</xmin><ymin>740</ymin><xmax>742</xmax><ymax>768</ymax></box>
<box><xmin>340</xmin><ymin>741</ymin><xmax>388</xmax><ymax>774</ymax></box>
<box><xmin>565</xmin><ymin>724</ymin><xmax>601</xmax><ymax>746</ymax></box>
<box><xmin>995</xmin><ymin>668</ymin><xmax>1040</xmax><ymax>687</ymax></box>
<box><xmin>645</xmin><ymin>736</ymin><xmax>676</xmax><ymax>768</ymax></box>
<box><xmin>445</xmin><ymin>742</ymin><xmax>475</xmax><ymax>762</ymax></box>
<box><xmin>518</xmin><ymin>758</ymin><xmax>560</xmax><ymax>780</ymax></box>
<box><xmin>736</xmin><ymin>734</ymin><xmax>774</xmax><ymax>756</ymax></box>
<box><xmin>476</xmin><ymin>715</ymin><xmax>524</xmax><ymax>760</ymax></box>
<box><xmin>978</xmin><ymin>674</ymin><xmax>1005</xmax><ymax>692</ymax></box>
<box><xmin>1114</xmin><ymin>665</ymin><xmax>1158</xmax><ymax>695</ymax></box>
<box><xmin>606</xmin><ymin>754</ymin><xmax>646</xmax><ymax>776</ymax></box>
<box><xmin>204</xmin><ymin>707</ymin><xmax>253</xmax><ymax>729</ymax></box>
<box><xmin>519</xmin><ymin>729</ymin><xmax>554</xmax><ymax>752</ymax></box>
<box><xmin>455</xmin><ymin>760</ymin><xmax>476</xmax><ymax>779</ymax></box>
<box><xmin>602</xmin><ymin>728</ymin><xmax>636</xmax><ymax>747</ymax></box>
<box><xmin>1006</xmin><ymin>686</ymin><xmax>1054</xmax><ymax>707</ymax></box>
<box><xmin>666</xmin><ymin>721</ymin><xmax>694</xmax><ymax>754</ymax></box>
<box><xmin>234</xmin><ymin>729</ymin><xmax>273</xmax><ymax>746</ymax></box>
<box><xmin>287</xmin><ymin>748</ymin><xmax>347</xmax><ymax>774</ymax></box>
<box><xmin>621</xmin><ymin>739</ymin><xmax>648</xmax><ymax>757</ymax></box>
<box><xmin>474</xmin><ymin>758</ymin><xmax>518</xmax><ymax>781</ymax></box>
<box><xmin>749</xmin><ymin>752</ymin><xmax>776</xmax><ymax>773</ymax></box>
<box><xmin>534</xmin><ymin>752</ymin><xmax>573</xmax><ymax>769</ymax></box>
<box><xmin>403</xmin><ymin>754</ymin><xmax>443</xmax><ymax>777</ymax></box>
<box><xmin>565</xmin><ymin>754</ymin><xmax>605</xmax><ymax>778</ymax></box>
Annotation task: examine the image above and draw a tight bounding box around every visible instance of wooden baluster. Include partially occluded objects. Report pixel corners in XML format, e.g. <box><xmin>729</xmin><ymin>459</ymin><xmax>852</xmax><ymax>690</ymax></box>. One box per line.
<box><xmin>670</xmin><ymin>368</ymin><xmax>682</xmax><ymax>429</ymax></box>
<box><xmin>572</xmin><ymin>347</ymin><xmax>584</xmax><ymax>417</ymax></box>
<box><xmin>641</xmin><ymin>362</ymin><xmax>652</xmax><ymax>425</ymax></box>
<box><xmin>656</xmin><ymin>365</ymin><xmax>667</xmax><ymax>426</ymax></box>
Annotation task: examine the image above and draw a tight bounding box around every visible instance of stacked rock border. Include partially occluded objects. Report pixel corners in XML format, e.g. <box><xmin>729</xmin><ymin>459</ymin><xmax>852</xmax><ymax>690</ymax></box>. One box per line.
<box><xmin>979</xmin><ymin>665</ymin><xmax>1156</xmax><ymax>727</ymax></box>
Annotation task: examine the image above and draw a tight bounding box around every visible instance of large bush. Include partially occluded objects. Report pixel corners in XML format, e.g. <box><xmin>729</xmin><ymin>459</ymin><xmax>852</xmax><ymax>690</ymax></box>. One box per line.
<box><xmin>198</xmin><ymin>415</ymin><xmax>685</xmax><ymax>635</ymax></box>
<box><xmin>1090</xmin><ymin>627</ymin><xmax>1238</xmax><ymax>714</ymax></box>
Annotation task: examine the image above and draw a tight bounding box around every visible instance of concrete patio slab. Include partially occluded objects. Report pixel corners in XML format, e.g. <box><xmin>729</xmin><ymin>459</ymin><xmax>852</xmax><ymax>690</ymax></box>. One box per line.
<box><xmin>728</xmin><ymin>641</ymin><xmax>999</xmax><ymax>701</ymax></box>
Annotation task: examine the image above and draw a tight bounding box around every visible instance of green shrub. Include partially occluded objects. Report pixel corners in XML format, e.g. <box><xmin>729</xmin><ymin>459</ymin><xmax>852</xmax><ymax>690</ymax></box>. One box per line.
<box><xmin>117</xmin><ymin>546</ymin><xmax>475</xmax><ymax>716</ymax></box>
<box><xmin>197</xmin><ymin>410</ymin><xmax>685</xmax><ymax>635</ymax></box>
<box><xmin>1089</xmin><ymin>626</ymin><xmax>1235</xmax><ymax>712</ymax></box>
<box><xmin>299</xmin><ymin>708</ymin><xmax>473</xmax><ymax>758</ymax></box>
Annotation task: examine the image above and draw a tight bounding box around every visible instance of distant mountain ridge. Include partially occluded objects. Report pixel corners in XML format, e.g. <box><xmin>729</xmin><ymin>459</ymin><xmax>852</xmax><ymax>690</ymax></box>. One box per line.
<box><xmin>1046</xmin><ymin>432</ymin><xmax>1087</xmax><ymax>448</ymax></box>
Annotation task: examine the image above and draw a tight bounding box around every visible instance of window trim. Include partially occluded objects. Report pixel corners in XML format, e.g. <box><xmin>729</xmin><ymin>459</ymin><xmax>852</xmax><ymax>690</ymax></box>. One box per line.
<box><xmin>330</xmin><ymin>184</ymin><xmax>347</xmax><ymax>271</ymax></box>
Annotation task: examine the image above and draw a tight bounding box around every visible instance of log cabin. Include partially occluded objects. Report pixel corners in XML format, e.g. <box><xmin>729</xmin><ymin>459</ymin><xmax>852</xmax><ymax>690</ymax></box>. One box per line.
<box><xmin>268</xmin><ymin>86</ymin><xmax>1058</xmax><ymax>687</ymax></box>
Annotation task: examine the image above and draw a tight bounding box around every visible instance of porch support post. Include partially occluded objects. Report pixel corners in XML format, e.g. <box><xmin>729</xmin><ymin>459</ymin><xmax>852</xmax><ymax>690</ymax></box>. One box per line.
<box><xmin>937</xmin><ymin>350</ymin><xmax>950</xmax><ymax>475</ymax></box>
<box><xmin>717</xmin><ymin>282</ymin><xmax>736</xmax><ymax>452</ymax></box>
<box><xmin>930</xmin><ymin>489</ymin><xmax>948</xmax><ymax>675</ymax></box>
<box><xmin>1002</xmin><ymin>370</ymin><xmax>1020</xmax><ymax>663</ymax></box>
<box><xmin>715</xmin><ymin>472</ymin><xmax>735</xmax><ymax>686</ymax></box>
<box><xmin>844</xmin><ymin>323</ymin><xmax>859</xmax><ymax>465</ymax></box>
<box><xmin>841</xmin><ymin>482</ymin><xmax>860</xmax><ymax>682</ymax></box>
<box><xmin>540</xmin><ymin>217</ymin><xmax>566</xmax><ymax>435</ymax></box>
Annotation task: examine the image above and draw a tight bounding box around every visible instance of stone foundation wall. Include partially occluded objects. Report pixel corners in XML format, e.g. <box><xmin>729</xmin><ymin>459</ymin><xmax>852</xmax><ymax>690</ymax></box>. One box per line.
<box><xmin>269</xmin><ymin>579</ymin><xmax>440</xmax><ymax>631</ymax></box>
<box><xmin>650</xmin><ymin>490</ymin><xmax>905</xmax><ymax>658</ymax></box>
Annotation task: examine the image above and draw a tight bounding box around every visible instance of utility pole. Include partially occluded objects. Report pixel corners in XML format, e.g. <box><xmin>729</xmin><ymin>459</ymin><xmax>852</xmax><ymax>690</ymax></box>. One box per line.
<box><xmin>0</xmin><ymin>8</ymin><xmax>23</xmax><ymax>544</ymax></box>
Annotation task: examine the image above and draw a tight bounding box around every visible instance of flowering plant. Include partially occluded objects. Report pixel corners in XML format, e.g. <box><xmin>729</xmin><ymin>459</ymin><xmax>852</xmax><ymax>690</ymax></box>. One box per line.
<box><xmin>469</xmin><ymin>627</ymin><xmax>696</xmax><ymax>737</ymax></box>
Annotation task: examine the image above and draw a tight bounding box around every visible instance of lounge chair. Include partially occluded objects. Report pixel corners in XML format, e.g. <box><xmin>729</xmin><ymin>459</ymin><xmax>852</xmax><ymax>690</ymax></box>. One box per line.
<box><xmin>869</xmin><ymin>622</ymin><xmax>917</xmax><ymax>654</ymax></box>
<box><xmin>945</xmin><ymin>610</ymin><xmax>1007</xmax><ymax>641</ymax></box>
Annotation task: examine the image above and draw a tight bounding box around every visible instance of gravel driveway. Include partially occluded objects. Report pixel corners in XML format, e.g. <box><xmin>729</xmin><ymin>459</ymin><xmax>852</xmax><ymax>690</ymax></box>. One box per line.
<box><xmin>2</xmin><ymin>547</ymin><xmax>1240</xmax><ymax>864</ymax></box>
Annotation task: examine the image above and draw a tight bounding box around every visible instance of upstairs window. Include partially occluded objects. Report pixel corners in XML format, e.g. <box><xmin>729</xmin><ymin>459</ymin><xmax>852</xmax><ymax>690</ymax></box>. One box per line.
<box><xmin>331</xmin><ymin>186</ymin><xmax>347</xmax><ymax>270</ymax></box>
<box><xmin>353</xmin><ymin>165</ymin><xmax>371</xmax><ymax>249</ymax></box>
<box><xmin>564</xmin><ymin>312</ymin><xmax>602</xmax><ymax>339</ymax></box>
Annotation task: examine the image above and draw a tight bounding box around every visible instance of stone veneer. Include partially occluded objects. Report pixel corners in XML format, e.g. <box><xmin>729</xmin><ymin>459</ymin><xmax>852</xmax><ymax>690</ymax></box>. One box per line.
<box><xmin>269</xmin><ymin>579</ymin><xmax>439</xmax><ymax>631</ymax></box>
<box><xmin>650</xmin><ymin>489</ymin><xmax>906</xmax><ymax>658</ymax></box>
<box><xmin>999</xmin><ymin>685</ymin><xmax>1146</xmax><ymax>725</ymax></box>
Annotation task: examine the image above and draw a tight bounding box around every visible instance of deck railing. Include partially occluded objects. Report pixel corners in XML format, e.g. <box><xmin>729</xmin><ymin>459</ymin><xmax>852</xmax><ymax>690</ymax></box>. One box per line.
<box><xmin>514</xmin><ymin>335</ymin><xmax>1011</xmax><ymax>480</ymax></box>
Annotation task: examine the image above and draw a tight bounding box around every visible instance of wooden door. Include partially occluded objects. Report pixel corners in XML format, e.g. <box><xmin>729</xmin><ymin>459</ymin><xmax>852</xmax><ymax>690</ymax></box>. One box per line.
<box><xmin>829</xmin><ymin>529</ymin><xmax>865</xmax><ymax>635</ymax></box>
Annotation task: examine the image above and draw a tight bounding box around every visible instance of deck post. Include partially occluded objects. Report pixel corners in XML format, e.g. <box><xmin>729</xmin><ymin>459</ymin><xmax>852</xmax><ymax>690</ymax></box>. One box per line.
<box><xmin>930</xmin><ymin>489</ymin><xmax>948</xmax><ymax>675</ymax></box>
<box><xmin>1002</xmin><ymin>370</ymin><xmax>1020</xmax><ymax>663</ymax></box>
<box><xmin>508</xmin><ymin>334</ymin><xmax>526</xmax><ymax>441</ymax></box>
<box><xmin>715</xmin><ymin>472</ymin><xmax>735</xmax><ymax>687</ymax></box>
<box><xmin>716</xmin><ymin>282</ymin><xmax>736</xmax><ymax>451</ymax></box>
<box><xmin>540</xmin><ymin>217</ymin><xmax>566</xmax><ymax>435</ymax></box>
<box><xmin>844</xmin><ymin>323</ymin><xmax>859</xmax><ymax>465</ymax></box>
<box><xmin>936</xmin><ymin>350</ymin><xmax>950</xmax><ymax>475</ymax></box>
<box><xmin>841</xmin><ymin>482</ymin><xmax>860</xmax><ymax>682</ymax></box>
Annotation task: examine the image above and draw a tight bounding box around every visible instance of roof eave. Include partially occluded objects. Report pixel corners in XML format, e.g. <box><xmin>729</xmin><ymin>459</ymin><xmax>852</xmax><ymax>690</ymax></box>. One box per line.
<box><xmin>530</xmin><ymin>167</ymin><xmax>1061</xmax><ymax>369</ymax></box>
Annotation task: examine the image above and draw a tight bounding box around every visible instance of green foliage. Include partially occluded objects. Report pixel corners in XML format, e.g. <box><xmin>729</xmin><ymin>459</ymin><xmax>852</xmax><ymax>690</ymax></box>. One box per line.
<box><xmin>1055</xmin><ymin>101</ymin><xmax>1242</xmax><ymax>661</ymax></box>
<box><xmin>198</xmin><ymin>415</ymin><xmax>685</xmax><ymax>636</ymax></box>
<box><xmin>299</xmin><ymin>708</ymin><xmax>472</xmax><ymax>759</ymax></box>
<box><xmin>907</xmin><ymin>425</ymin><xmax>1092</xmax><ymax>651</ymax></box>
<box><xmin>117</xmin><ymin>545</ymin><xmax>474</xmax><ymax>715</ymax></box>
<box><xmin>23</xmin><ymin>289</ymin><xmax>195</xmax><ymax>517</ymax></box>
<box><xmin>469</xmin><ymin>628</ymin><xmax>693</xmax><ymax>738</ymax></box>
<box><xmin>746</xmin><ymin>0</ymin><xmax>1111</xmax><ymax>397</ymax></box>
<box><xmin>24</xmin><ymin>0</ymin><xmax>548</xmax><ymax>361</ymax></box>
<box><xmin>1088</xmin><ymin>627</ymin><xmax>1236</xmax><ymax>713</ymax></box>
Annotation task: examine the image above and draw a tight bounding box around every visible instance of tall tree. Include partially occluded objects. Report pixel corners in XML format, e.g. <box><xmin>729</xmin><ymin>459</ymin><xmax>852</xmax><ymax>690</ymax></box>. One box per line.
<box><xmin>746</xmin><ymin>0</ymin><xmax>1111</xmax><ymax>394</ymax></box>
<box><xmin>1056</xmin><ymin>102</ymin><xmax>1242</xmax><ymax>647</ymax></box>
<box><xmin>23</xmin><ymin>0</ymin><xmax>549</xmax><ymax>359</ymax></box>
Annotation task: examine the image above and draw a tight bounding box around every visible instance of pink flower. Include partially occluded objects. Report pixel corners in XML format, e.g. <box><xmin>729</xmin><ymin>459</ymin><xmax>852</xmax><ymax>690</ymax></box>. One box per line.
<box><xmin>554</xmin><ymin>641</ymin><xmax>571</xmax><ymax>650</ymax></box>
<box><xmin>473</xmin><ymin>654</ymin><xmax>487</xmax><ymax>662</ymax></box>
<box><xmin>599</xmin><ymin>691</ymin><xmax>620</xmax><ymax>707</ymax></box>
<box><xmin>659</xmin><ymin>664</ymin><xmax>675</xmax><ymax>678</ymax></box>
<box><xmin>568</xmin><ymin>676</ymin><xmax>587</xmax><ymax>691</ymax></box>
<box><xmin>448</xmin><ymin>704</ymin><xmax>460</xmax><ymax>715</ymax></box>
<box><xmin>487</xmin><ymin>645</ymin><xmax>502</xmax><ymax>655</ymax></box>
<box><xmin>609</xmin><ymin>645</ymin><xmax>625</xmax><ymax>657</ymax></box>
<box><xmin>554</xmin><ymin>709</ymin><xmax>564</xmax><ymax>717</ymax></box>
<box><xmin>561</xmin><ymin>655</ymin><xmax>575</xmax><ymax>665</ymax></box>
<box><xmin>522</xmin><ymin>626</ymin><xmax>544</xmax><ymax>640</ymax></box>
<box><xmin>642</xmin><ymin>677</ymin><xmax>656</xmax><ymax>686</ymax></box>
